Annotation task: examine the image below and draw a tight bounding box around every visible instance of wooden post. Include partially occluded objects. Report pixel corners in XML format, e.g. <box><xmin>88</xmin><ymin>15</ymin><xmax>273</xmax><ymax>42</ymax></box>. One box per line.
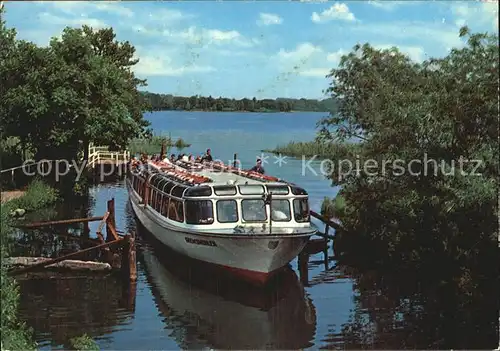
<box><xmin>129</xmin><ymin>231</ymin><xmax>137</xmax><ymax>282</ymax></box>
<box><xmin>298</xmin><ymin>252</ymin><xmax>309</xmax><ymax>286</ymax></box>
<box><xmin>323</xmin><ymin>224</ymin><xmax>330</xmax><ymax>269</ymax></box>
<box><xmin>106</xmin><ymin>198</ymin><xmax>116</xmax><ymax>242</ymax></box>
<box><xmin>121</xmin><ymin>232</ymin><xmax>137</xmax><ymax>282</ymax></box>
<box><xmin>160</xmin><ymin>140</ymin><xmax>165</xmax><ymax>160</ymax></box>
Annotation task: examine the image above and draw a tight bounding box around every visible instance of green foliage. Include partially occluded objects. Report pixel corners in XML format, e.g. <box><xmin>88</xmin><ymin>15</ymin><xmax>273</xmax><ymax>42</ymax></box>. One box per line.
<box><xmin>1</xmin><ymin>179</ymin><xmax>58</xmax><ymax>351</ymax></box>
<box><xmin>318</xmin><ymin>27</ymin><xmax>498</xmax><ymax>279</ymax></box>
<box><xmin>142</xmin><ymin>92</ymin><xmax>337</xmax><ymax>112</ymax></box>
<box><xmin>128</xmin><ymin>136</ymin><xmax>191</xmax><ymax>155</ymax></box>
<box><xmin>69</xmin><ymin>334</ymin><xmax>99</xmax><ymax>351</ymax></box>
<box><xmin>1</xmin><ymin>10</ymin><xmax>150</xmax><ymax>160</ymax></box>
<box><xmin>6</xmin><ymin>179</ymin><xmax>59</xmax><ymax>212</ymax></box>
<box><xmin>264</xmin><ymin>140</ymin><xmax>360</xmax><ymax>159</ymax></box>
<box><xmin>321</xmin><ymin>195</ymin><xmax>346</xmax><ymax>219</ymax></box>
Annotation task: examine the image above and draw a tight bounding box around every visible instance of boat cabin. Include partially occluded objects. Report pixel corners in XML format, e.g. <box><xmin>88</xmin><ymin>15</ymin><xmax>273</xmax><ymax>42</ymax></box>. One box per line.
<box><xmin>127</xmin><ymin>161</ymin><xmax>311</xmax><ymax>229</ymax></box>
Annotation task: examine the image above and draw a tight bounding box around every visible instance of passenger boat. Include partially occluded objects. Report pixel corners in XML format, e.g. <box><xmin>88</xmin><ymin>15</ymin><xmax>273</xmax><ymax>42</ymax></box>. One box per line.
<box><xmin>126</xmin><ymin>157</ymin><xmax>317</xmax><ymax>284</ymax></box>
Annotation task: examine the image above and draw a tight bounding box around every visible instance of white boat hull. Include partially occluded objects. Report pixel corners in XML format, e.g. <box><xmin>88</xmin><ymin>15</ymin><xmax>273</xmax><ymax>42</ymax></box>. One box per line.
<box><xmin>129</xmin><ymin>192</ymin><xmax>314</xmax><ymax>283</ymax></box>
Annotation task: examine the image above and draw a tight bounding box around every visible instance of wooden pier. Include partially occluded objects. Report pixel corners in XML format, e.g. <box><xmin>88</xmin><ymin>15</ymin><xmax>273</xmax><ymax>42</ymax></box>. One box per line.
<box><xmin>87</xmin><ymin>143</ymin><xmax>130</xmax><ymax>169</ymax></box>
<box><xmin>298</xmin><ymin>210</ymin><xmax>343</xmax><ymax>286</ymax></box>
<box><xmin>7</xmin><ymin>198</ymin><xmax>136</xmax><ymax>282</ymax></box>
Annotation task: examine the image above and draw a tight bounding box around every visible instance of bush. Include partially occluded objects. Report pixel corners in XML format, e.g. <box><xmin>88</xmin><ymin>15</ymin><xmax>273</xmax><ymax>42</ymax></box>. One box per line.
<box><xmin>69</xmin><ymin>334</ymin><xmax>99</xmax><ymax>350</ymax></box>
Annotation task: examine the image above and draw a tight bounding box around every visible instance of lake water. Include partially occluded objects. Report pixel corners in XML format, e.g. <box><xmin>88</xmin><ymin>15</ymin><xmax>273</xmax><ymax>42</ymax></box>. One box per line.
<box><xmin>15</xmin><ymin>111</ymin><xmax>498</xmax><ymax>350</ymax></box>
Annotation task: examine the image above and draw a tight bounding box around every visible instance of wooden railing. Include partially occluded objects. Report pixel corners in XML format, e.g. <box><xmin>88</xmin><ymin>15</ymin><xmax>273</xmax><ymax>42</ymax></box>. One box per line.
<box><xmin>87</xmin><ymin>143</ymin><xmax>130</xmax><ymax>169</ymax></box>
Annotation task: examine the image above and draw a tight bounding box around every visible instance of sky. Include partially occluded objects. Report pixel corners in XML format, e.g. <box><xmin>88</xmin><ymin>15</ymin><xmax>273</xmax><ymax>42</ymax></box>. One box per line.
<box><xmin>3</xmin><ymin>0</ymin><xmax>498</xmax><ymax>99</ymax></box>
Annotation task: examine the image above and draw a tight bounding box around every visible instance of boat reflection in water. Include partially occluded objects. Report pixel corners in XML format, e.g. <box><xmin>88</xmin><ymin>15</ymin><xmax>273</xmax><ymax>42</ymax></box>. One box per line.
<box><xmin>138</xmin><ymin>225</ymin><xmax>317</xmax><ymax>350</ymax></box>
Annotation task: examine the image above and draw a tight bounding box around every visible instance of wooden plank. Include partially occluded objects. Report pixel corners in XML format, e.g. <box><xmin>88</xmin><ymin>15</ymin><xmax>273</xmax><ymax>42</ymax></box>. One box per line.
<box><xmin>310</xmin><ymin>210</ymin><xmax>343</xmax><ymax>233</ymax></box>
<box><xmin>9</xmin><ymin>238</ymin><xmax>125</xmax><ymax>275</ymax></box>
<box><xmin>15</xmin><ymin>216</ymin><xmax>105</xmax><ymax>228</ymax></box>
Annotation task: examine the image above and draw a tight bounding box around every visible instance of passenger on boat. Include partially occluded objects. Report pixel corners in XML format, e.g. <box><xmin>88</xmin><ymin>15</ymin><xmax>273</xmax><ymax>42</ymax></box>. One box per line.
<box><xmin>201</xmin><ymin>149</ymin><xmax>213</xmax><ymax>162</ymax></box>
<box><xmin>182</xmin><ymin>154</ymin><xmax>189</xmax><ymax>162</ymax></box>
<box><xmin>170</xmin><ymin>154</ymin><xmax>176</xmax><ymax>163</ymax></box>
<box><xmin>188</xmin><ymin>153</ymin><xmax>194</xmax><ymax>162</ymax></box>
<box><xmin>195</xmin><ymin>155</ymin><xmax>202</xmax><ymax>163</ymax></box>
<box><xmin>250</xmin><ymin>158</ymin><xmax>265</xmax><ymax>174</ymax></box>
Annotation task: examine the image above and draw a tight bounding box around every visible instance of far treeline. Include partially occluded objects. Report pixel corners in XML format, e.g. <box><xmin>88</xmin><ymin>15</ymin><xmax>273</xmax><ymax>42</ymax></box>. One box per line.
<box><xmin>141</xmin><ymin>92</ymin><xmax>337</xmax><ymax>112</ymax></box>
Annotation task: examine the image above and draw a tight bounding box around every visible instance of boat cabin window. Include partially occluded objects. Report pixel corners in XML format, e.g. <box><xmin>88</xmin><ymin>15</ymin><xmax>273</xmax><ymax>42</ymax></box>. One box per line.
<box><xmin>241</xmin><ymin>199</ymin><xmax>267</xmax><ymax>222</ymax></box>
<box><xmin>171</xmin><ymin>185</ymin><xmax>187</xmax><ymax>198</ymax></box>
<box><xmin>216</xmin><ymin>200</ymin><xmax>238</xmax><ymax>223</ymax></box>
<box><xmin>291</xmin><ymin>186</ymin><xmax>308</xmax><ymax>195</ymax></box>
<box><xmin>213</xmin><ymin>185</ymin><xmax>237</xmax><ymax>196</ymax></box>
<box><xmin>168</xmin><ymin>199</ymin><xmax>184</xmax><ymax>222</ymax></box>
<box><xmin>161</xmin><ymin>197</ymin><xmax>169</xmax><ymax>217</ymax></box>
<box><xmin>293</xmin><ymin>199</ymin><xmax>310</xmax><ymax>222</ymax></box>
<box><xmin>184</xmin><ymin>186</ymin><xmax>212</xmax><ymax>197</ymax></box>
<box><xmin>271</xmin><ymin>199</ymin><xmax>291</xmax><ymax>222</ymax></box>
<box><xmin>266</xmin><ymin>185</ymin><xmax>289</xmax><ymax>195</ymax></box>
<box><xmin>185</xmin><ymin>200</ymin><xmax>214</xmax><ymax>225</ymax></box>
<box><xmin>154</xmin><ymin>192</ymin><xmax>163</xmax><ymax>212</ymax></box>
<box><xmin>238</xmin><ymin>185</ymin><xmax>265</xmax><ymax>195</ymax></box>
<box><xmin>162</xmin><ymin>181</ymin><xmax>175</xmax><ymax>195</ymax></box>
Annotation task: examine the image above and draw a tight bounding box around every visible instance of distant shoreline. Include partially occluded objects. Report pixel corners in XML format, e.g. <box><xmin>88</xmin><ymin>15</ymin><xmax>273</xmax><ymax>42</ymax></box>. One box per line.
<box><xmin>148</xmin><ymin>109</ymin><xmax>328</xmax><ymax>113</ymax></box>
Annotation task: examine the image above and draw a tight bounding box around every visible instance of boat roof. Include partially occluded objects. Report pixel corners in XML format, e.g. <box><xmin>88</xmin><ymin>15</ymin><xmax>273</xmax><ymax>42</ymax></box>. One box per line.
<box><xmin>136</xmin><ymin>160</ymin><xmax>290</xmax><ymax>187</ymax></box>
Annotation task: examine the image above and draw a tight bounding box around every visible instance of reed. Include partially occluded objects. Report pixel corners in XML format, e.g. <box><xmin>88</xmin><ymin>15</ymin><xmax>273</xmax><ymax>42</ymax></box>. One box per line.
<box><xmin>263</xmin><ymin>140</ymin><xmax>360</xmax><ymax>159</ymax></box>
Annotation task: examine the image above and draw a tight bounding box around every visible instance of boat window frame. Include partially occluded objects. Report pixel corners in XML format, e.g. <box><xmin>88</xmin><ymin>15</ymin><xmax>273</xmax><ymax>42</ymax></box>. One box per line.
<box><xmin>171</xmin><ymin>185</ymin><xmax>187</xmax><ymax>198</ymax></box>
<box><xmin>216</xmin><ymin>199</ymin><xmax>239</xmax><ymax>223</ymax></box>
<box><xmin>184</xmin><ymin>186</ymin><xmax>213</xmax><ymax>197</ymax></box>
<box><xmin>293</xmin><ymin>198</ymin><xmax>310</xmax><ymax>223</ymax></box>
<box><xmin>238</xmin><ymin>184</ymin><xmax>265</xmax><ymax>195</ymax></box>
<box><xmin>168</xmin><ymin>198</ymin><xmax>184</xmax><ymax>222</ymax></box>
<box><xmin>241</xmin><ymin>199</ymin><xmax>268</xmax><ymax>222</ymax></box>
<box><xmin>266</xmin><ymin>185</ymin><xmax>290</xmax><ymax>195</ymax></box>
<box><xmin>213</xmin><ymin>185</ymin><xmax>237</xmax><ymax>196</ymax></box>
<box><xmin>162</xmin><ymin>180</ymin><xmax>175</xmax><ymax>195</ymax></box>
<box><xmin>185</xmin><ymin>199</ymin><xmax>215</xmax><ymax>225</ymax></box>
<box><xmin>290</xmin><ymin>186</ymin><xmax>308</xmax><ymax>196</ymax></box>
<box><xmin>271</xmin><ymin>199</ymin><xmax>292</xmax><ymax>222</ymax></box>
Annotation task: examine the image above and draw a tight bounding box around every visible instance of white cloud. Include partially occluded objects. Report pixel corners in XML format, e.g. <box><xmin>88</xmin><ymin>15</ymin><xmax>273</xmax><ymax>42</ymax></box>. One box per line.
<box><xmin>299</xmin><ymin>68</ymin><xmax>331</xmax><ymax>77</ymax></box>
<box><xmin>326</xmin><ymin>49</ymin><xmax>347</xmax><ymax>64</ymax></box>
<box><xmin>147</xmin><ymin>8</ymin><xmax>193</xmax><ymax>23</ymax></box>
<box><xmin>311</xmin><ymin>3</ymin><xmax>355</xmax><ymax>23</ymax></box>
<box><xmin>41</xmin><ymin>1</ymin><xmax>134</xmax><ymax>18</ymax></box>
<box><xmin>38</xmin><ymin>12</ymin><xmax>107</xmax><ymax>29</ymax></box>
<box><xmin>276</xmin><ymin>42</ymin><xmax>323</xmax><ymax>61</ymax></box>
<box><xmin>162</xmin><ymin>26</ymin><xmax>258</xmax><ymax>48</ymax></box>
<box><xmin>134</xmin><ymin>55</ymin><xmax>215</xmax><ymax>76</ymax></box>
<box><xmin>257</xmin><ymin>13</ymin><xmax>283</xmax><ymax>26</ymax></box>
<box><xmin>367</xmin><ymin>1</ymin><xmax>416</xmax><ymax>11</ymax></box>
<box><xmin>452</xmin><ymin>2</ymin><xmax>498</xmax><ymax>30</ymax></box>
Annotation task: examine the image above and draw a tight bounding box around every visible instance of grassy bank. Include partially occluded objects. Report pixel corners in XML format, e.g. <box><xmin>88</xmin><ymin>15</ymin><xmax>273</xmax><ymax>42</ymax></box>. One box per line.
<box><xmin>1</xmin><ymin>180</ymin><xmax>59</xmax><ymax>350</ymax></box>
<box><xmin>263</xmin><ymin>140</ymin><xmax>360</xmax><ymax>159</ymax></box>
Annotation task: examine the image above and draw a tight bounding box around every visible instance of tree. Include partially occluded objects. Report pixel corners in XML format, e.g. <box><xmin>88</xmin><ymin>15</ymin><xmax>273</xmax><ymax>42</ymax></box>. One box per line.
<box><xmin>1</xmin><ymin>13</ymin><xmax>151</xmax><ymax>161</ymax></box>
<box><xmin>318</xmin><ymin>27</ymin><xmax>498</xmax><ymax>279</ymax></box>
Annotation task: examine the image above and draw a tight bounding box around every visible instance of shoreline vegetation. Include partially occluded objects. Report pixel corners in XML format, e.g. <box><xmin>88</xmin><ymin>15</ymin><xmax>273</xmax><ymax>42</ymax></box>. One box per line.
<box><xmin>1</xmin><ymin>180</ymin><xmax>100</xmax><ymax>350</ymax></box>
<box><xmin>128</xmin><ymin>136</ymin><xmax>191</xmax><ymax>156</ymax></box>
<box><xmin>263</xmin><ymin>140</ymin><xmax>361</xmax><ymax>159</ymax></box>
<box><xmin>141</xmin><ymin>92</ymin><xmax>337</xmax><ymax>113</ymax></box>
<box><xmin>1</xmin><ymin>180</ymin><xmax>57</xmax><ymax>350</ymax></box>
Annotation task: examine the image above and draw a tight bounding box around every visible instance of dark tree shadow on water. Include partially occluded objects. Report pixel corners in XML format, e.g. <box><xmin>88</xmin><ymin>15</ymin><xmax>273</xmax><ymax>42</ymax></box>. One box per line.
<box><xmin>322</xmin><ymin>262</ymin><xmax>499</xmax><ymax>350</ymax></box>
